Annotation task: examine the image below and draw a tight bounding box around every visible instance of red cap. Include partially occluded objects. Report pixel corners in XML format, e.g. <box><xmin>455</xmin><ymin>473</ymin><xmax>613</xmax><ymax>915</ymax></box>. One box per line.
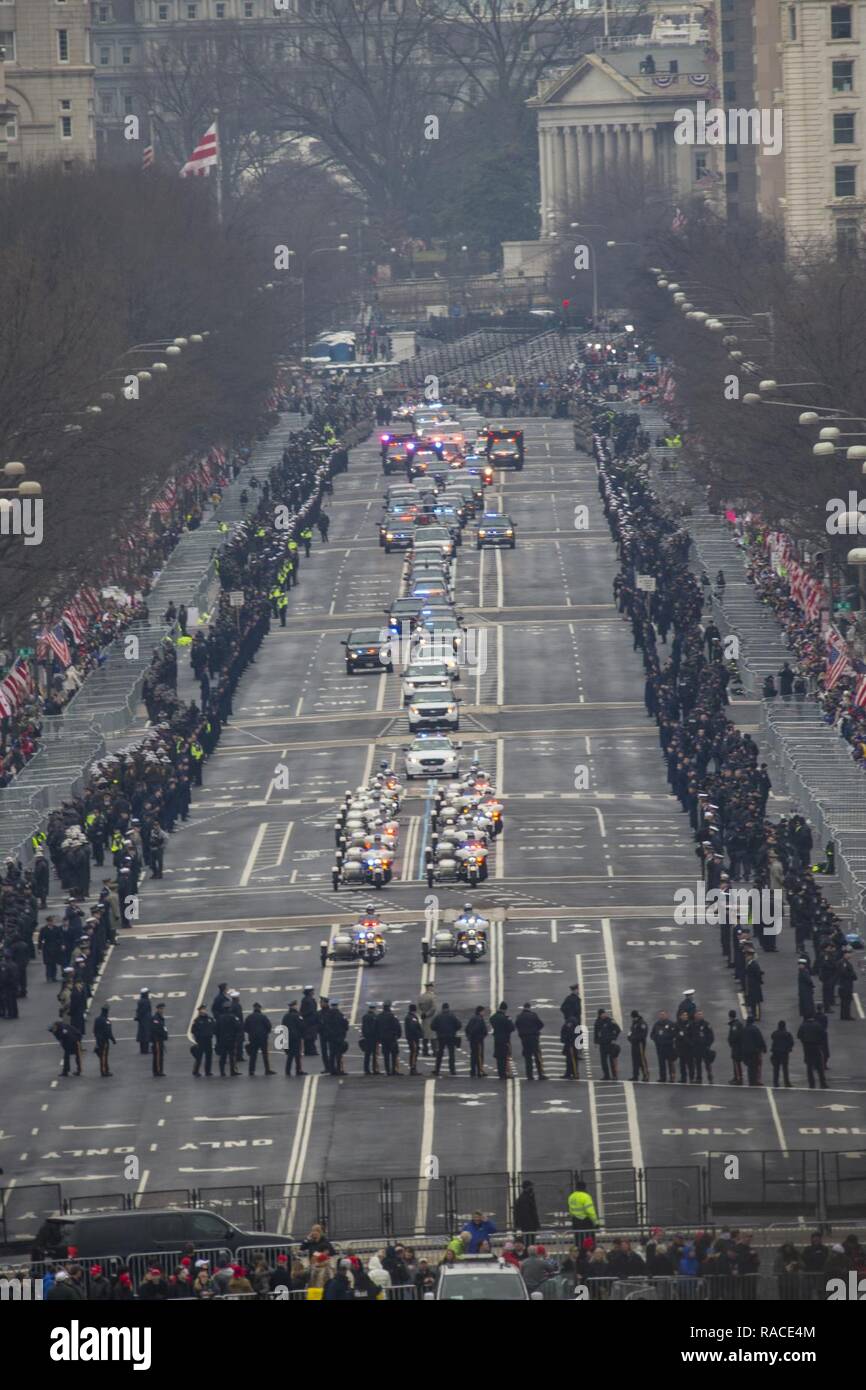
<box><xmin>277</xmin><ymin>1255</ymin><xmax>288</xmax><ymax>1264</ymax></box>
<box><xmin>67</xmin><ymin>1246</ymin><xmax>78</xmax><ymax>1258</ymax></box>
<box><xmin>89</xmin><ymin>1265</ymin><xmax>102</xmax><ymax>1277</ymax></box>
<box><xmin>180</xmin><ymin>1257</ymin><xmax>191</xmax><ymax>1266</ymax></box>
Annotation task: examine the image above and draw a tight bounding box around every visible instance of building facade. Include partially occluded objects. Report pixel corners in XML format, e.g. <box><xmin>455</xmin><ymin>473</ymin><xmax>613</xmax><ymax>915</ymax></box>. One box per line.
<box><xmin>0</xmin><ymin>0</ymin><xmax>96</xmax><ymax>170</ymax></box>
<box><xmin>778</xmin><ymin>0</ymin><xmax>866</xmax><ymax>252</ymax></box>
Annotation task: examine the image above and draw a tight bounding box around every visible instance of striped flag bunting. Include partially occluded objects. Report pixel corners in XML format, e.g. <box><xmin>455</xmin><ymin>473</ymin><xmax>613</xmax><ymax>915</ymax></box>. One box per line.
<box><xmin>142</xmin><ymin>145</ymin><xmax>154</xmax><ymax>171</ymax></box>
<box><xmin>179</xmin><ymin>123</ymin><xmax>218</xmax><ymax>178</ymax></box>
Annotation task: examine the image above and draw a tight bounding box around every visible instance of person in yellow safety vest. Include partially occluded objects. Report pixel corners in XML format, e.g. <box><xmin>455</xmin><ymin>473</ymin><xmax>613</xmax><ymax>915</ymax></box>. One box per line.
<box><xmin>286</xmin><ymin>550</ymin><xmax>298</xmax><ymax>587</ymax></box>
<box><xmin>217</xmin><ymin>521</ymin><xmax>230</xmax><ymax>534</ymax></box>
<box><xmin>189</xmin><ymin>739</ymin><xmax>204</xmax><ymax>786</ymax></box>
<box><xmin>175</xmin><ymin>736</ymin><xmax>186</xmax><ymax>756</ymax></box>
<box><xmin>110</xmin><ymin>830</ymin><xmax>125</xmax><ymax>863</ymax></box>
<box><xmin>276</xmin><ymin>590</ymin><xmax>288</xmax><ymax>626</ymax></box>
<box><xmin>199</xmin><ymin>611</ymin><xmax>210</xmax><ymax>625</ymax></box>
<box><xmin>301</xmin><ymin>526</ymin><xmax>313</xmax><ymax>556</ymax></box>
<box><xmin>567</xmin><ymin>1183</ymin><xmax>599</xmax><ymax>1233</ymax></box>
<box><xmin>255</xmin><ymin>526</ymin><xmax>266</xmax><ymax>538</ymax></box>
<box><xmin>176</xmin><ymin>633</ymin><xmax>192</xmax><ymax>648</ymax></box>
<box><xmin>31</xmin><ymin>830</ymin><xmax>47</xmax><ymax>854</ymax></box>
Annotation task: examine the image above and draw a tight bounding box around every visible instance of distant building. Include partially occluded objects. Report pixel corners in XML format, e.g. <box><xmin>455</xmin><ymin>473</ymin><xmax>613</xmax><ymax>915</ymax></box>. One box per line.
<box><xmin>0</xmin><ymin>0</ymin><xmax>96</xmax><ymax>171</ymax></box>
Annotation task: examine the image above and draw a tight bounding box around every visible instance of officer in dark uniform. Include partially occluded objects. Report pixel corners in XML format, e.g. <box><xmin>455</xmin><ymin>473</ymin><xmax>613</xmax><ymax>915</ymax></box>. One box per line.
<box><xmin>244</xmin><ymin>1002</ymin><xmax>275</xmax><ymax>1076</ymax></box>
<box><xmin>650</xmin><ymin>1011</ymin><xmax>676</xmax><ymax>1082</ymax></box>
<box><xmin>361</xmin><ymin>1002</ymin><xmax>379</xmax><ymax>1075</ymax></box>
<box><xmin>299</xmin><ymin>986</ymin><xmax>319</xmax><ymax>1058</ymax></box>
<box><xmin>595</xmin><ymin>1010</ymin><xmax>621</xmax><ymax>1081</ymax></box>
<box><xmin>561</xmin><ymin>1016</ymin><xmax>580</xmax><ymax>1079</ymax></box>
<box><xmin>38</xmin><ymin>917</ymin><xmax>63</xmax><ymax>983</ymax></box>
<box><xmin>325</xmin><ymin>999</ymin><xmax>348</xmax><ymax>1075</ymax></box>
<box><xmin>318</xmin><ymin>998</ymin><xmax>333</xmax><ymax>1075</ymax></box>
<box><xmin>215</xmin><ymin>1005</ymin><xmax>241</xmax><ymax>1077</ymax></box>
<box><xmin>466</xmin><ymin>1005</ymin><xmax>489</xmax><ymax>1078</ymax></box>
<box><xmin>431</xmin><ymin>1002</ymin><xmax>461</xmax><ymax>1076</ymax></box>
<box><xmin>404</xmin><ymin>1004</ymin><xmax>423</xmax><ymax>1074</ymax></box>
<box><xmin>797</xmin><ymin>1014</ymin><xmax>828</xmax><ymax>1088</ymax></box>
<box><xmin>838</xmin><ymin>950</ymin><xmax>858</xmax><ymax>1020</ymax></box>
<box><xmin>691</xmin><ymin>1011</ymin><xmax>715</xmax><ymax>1084</ymax></box>
<box><xmin>50</xmin><ymin>1020</ymin><xmax>83</xmax><ymax>1076</ymax></box>
<box><xmin>149</xmin><ymin>824</ymin><xmax>166</xmax><ymax>879</ymax></box>
<box><xmin>770</xmin><ymin>1020</ymin><xmax>794</xmax><ymax>1087</ymax></box>
<box><xmin>211</xmin><ymin>983</ymin><xmax>231</xmax><ymax>1019</ymax></box>
<box><xmin>515</xmin><ymin>1002</ymin><xmax>545</xmax><ymax>1080</ymax></box>
<box><xmin>628</xmin><ymin>1010</ymin><xmax>649</xmax><ymax>1081</ymax></box>
<box><xmin>93</xmin><ymin>1006</ymin><xmax>116</xmax><ymax>1077</ymax></box>
<box><xmin>192</xmin><ymin>1006</ymin><xmax>215</xmax><ymax>1077</ymax></box>
<box><xmin>490</xmin><ymin>1001</ymin><xmax>514</xmax><ymax>1079</ymax></box>
<box><xmin>281</xmin><ymin>1001</ymin><xmax>304</xmax><ymax>1076</ymax></box>
<box><xmin>375</xmin><ymin>1001</ymin><xmax>402</xmax><ymax>1076</ymax></box>
<box><xmin>560</xmin><ymin>984</ymin><xmax>582</xmax><ymax>1026</ymax></box>
<box><xmin>150</xmin><ymin>1002</ymin><xmax>168</xmax><ymax>1077</ymax></box>
<box><xmin>727</xmin><ymin>1009</ymin><xmax>744</xmax><ymax>1085</ymax></box>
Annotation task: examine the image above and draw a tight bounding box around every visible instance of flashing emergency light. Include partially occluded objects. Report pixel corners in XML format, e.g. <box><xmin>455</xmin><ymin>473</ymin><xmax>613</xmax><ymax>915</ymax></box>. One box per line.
<box><xmin>381</xmin><ymin>434</ymin><xmax>390</xmax><ymax>442</ymax></box>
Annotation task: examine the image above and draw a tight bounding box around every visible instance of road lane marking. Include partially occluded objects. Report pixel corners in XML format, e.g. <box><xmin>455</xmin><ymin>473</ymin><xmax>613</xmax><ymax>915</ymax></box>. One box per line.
<box><xmin>765</xmin><ymin>1087</ymin><xmax>790</xmax><ymax>1157</ymax></box>
<box><xmin>240</xmin><ymin>823</ymin><xmax>268</xmax><ymax>887</ymax></box>
<box><xmin>415</xmin><ymin>1078</ymin><xmax>437</xmax><ymax>1235</ymax></box>
<box><xmin>186</xmin><ymin>929</ymin><xmax>224</xmax><ymax>1039</ymax></box>
<box><xmin>601</xmin><ymin>916</ymin><xmax>644</xmax><ymax>1172</ymax></box>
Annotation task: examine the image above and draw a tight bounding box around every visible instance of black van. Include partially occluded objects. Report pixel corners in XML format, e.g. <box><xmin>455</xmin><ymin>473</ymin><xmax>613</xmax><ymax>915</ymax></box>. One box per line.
<box><xmin>34</xmin><ymin>1208</ymin><xmax>290</xmax><ymax>1262</ymax></box>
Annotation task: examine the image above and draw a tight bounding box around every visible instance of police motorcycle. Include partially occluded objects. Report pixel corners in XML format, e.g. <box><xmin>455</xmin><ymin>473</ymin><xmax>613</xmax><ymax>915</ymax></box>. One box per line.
<box><xmin>321</xmin><ymin>907</ymin><xmax>386</xmax><ymax>967</ymax></box>
<box><xmin>425</xmin><ymin>826</ymin><xmax>489</xmax><ymax>887</ymax></box>
<box><xmin>421</xmin><ymin>903</ymin><xmax>489</xmax><ymax>965</ymax></box>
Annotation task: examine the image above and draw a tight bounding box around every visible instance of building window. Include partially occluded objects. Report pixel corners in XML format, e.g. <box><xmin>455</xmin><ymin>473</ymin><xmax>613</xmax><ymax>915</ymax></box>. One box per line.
<box><xmin>97</xmin><ymin>4</ymin><xmax>111</xmax><ymax>21</ymax></box>
<box><xmin>833</xmin><ymin>60</ymin><xmax>854</xmax><ymax>92</ymax></box>
<box><xmin>721</xmin><ymin>20</ymin><xmax>734</xmax><ymax>43</ymax></box>
<box><xmin>837</xmin><ymin>218</ymin><xmax>859</xmax><ymax>254</ymax></box>
<box><xmin>100</xmin><ymin>92</ymin><xmax>115</xmax><ymax>115</ymax></box>
<box><xmin>157</xmin><ymin>3</ymin><xmax>170</xmax><ymax>17</ymax></box>
<box><xmin>0</xmin><ymin>32</ymin><xmax>16</xmax><ymax>62</ymax></box>
<box><xmin>5</xmin><ymin>114</ymin><xmax>17</xmax><ymax>141</ymax></box>
<box><xmin>60</xmin><ymin>99</ymin><xmax>71</xmax><ymax>110</ymax></box>
<box><xmin>186</xmin><ymin>2</ymin><xmax>197</xmax><ymax>16</ymax></box>
<box><xmin>216</xmin><ymin>1</ymin><xmax>226</xmax><ymax>14</ymax></box>
<box><xmin>121</xmin><ymin>46</ymin><xmax>132</xmax><ymax>64</ymax></box>
<box><xmin>723</xmin><ymin>80</ymin><xmax>737</xmax><ymax>101</ymax></box>
<box><xmin>60</xmin><ymin>115</ymin><xmax>73</xmax><ymax>138</ymax></box>
<box><xmin>57</xmin><ymin>29</ymin><xmax>69</xmax><ymax>62</ymax></box>
<box><xmin>244</xmin><ymin>1</ymin><xmax>254</xmax><ymax>14</ymax></box>
<box><xmin>834</xmin><ymin>112</ymin><xmax>856</xmax><ymax>143</ymax></box>
<box><xmin>99</xmin><ymin>46</ymin><xmax>111</xmax><ymax>65</ymax></box>
<box><xmin>788</xmin><ymin>5</ymin><xmax>797</xmax><ymax>40</ymax></box>
<box><xmin>695</xmin><ymin>152</ymin><xmax>708</xmax><ymax>181</ymax></box>
<box><xmin>835</xmin><ymin>164</ymin><xmax>857</xmax><ymax>196</ymax></box>
<box><xmin>123</xmin><ymin>93</ymin><xmax>134</xmax><ymax>114</ymax></box>
<box><xmin>831</xmin><ymin>5</ymin><xmax>853</xmax><ymax>40</ymax></box>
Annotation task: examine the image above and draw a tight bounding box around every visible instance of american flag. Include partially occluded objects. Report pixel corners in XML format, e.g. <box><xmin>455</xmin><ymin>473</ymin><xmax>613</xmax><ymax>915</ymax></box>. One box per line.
<box><xmin>44</xmin><ymin>624</ymin><xmax>71</xmax><ymax>669</ymax></box>
<box><xmin>179</xmin><ymin>123</ymin><xmax>218</xmax><ymax>178</ymax></box>
<box><xmin>80</xmin><ymin>586</ymin><xmax>102</xmax><ymax>616</ymax></box>
<box><xmin>825</xmin><ymin>628</ymin><xmax>852</xmax><ymax>690</ymax></box>
<box><xmin>142</xmin><ymin>145</ymin><xmax>154</xmax><ymax>171</ymax></box>
<box><xmin>62</xmin><ymin>607</ymin><xmax>86</xmax><ymax>643</ymax></box>
<box><xmin>672</xmin><ymin>207</ymin><xmax>687</xmax><ymax>233</ymax></box>
<box><xmin>854</xmin><ymin>672</ymin><xmax>866</xmax><ymax>708</ymax></box>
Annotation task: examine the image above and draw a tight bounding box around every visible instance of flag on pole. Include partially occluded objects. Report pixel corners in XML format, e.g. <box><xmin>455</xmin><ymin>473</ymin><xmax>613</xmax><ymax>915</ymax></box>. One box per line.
<box><xmin>825</xmin><ymin>628</ymin><xmax>852</xmax><ymax>690</ymax></box>
<box><xmin>142</xmin><ymin>145</ymin><xmax>154</xmax><ymax>171</ymax></box>
<box><xmin>43</xmin><ymin>624</ymin><xmax>71</xmax><ymax>669</ymax></box>
<box><xmin>854</xmin><ymin>672</ymin><xmax>866</xmax><ymax>708</ymax></box>
<box><xmin>672</xmin><ymin>207</ymin><xmax>687</xmax><ymax>233</ymax></box>
<box><xmin>179</xmin><ymin>123</ymin><xmax>218</xmax><ymax>178</ymax></box>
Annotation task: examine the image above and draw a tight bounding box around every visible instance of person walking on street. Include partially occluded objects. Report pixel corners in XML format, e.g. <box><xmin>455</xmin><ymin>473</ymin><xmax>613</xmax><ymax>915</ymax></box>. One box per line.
<box><xmin>93</xmin><ymin>1006</ymin><xmax>115</xmax><ymax>1077</ymax></box>
<box><xmin>150</xmin><ymin>1002</ymin><xmax>168</xmax><ymax>1077</ymax></box>
<box><xmin>50</xmin><ymin>1020</ymin><xmax>82</xmax><ymax>1076</ymax></box>
<box><xmin>770</xmin><ymin>1020</ymin><xmax>794</xmax><ymax>1087</ymax></box>
<box><xmin>466</xmin><ymin>1005</ymin><xmax>489</xmax><ymax>1077</ymax></box>
<box><xmin>516</xmin><ymin>1002</ymin><xmax>546</xmax><ymax>1080</ymax></box>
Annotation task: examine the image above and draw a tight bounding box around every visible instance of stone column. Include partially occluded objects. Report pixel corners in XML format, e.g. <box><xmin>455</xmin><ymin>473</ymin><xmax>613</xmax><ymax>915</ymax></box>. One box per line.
<box><xmin>592</xmin><ymin>124</ymin><xmax>604</xmax><ymax>184</ymax></box>
<box><xmin>577</xmin><ymin>126</ymin><xmax>591</xmax><ymax>203</ymax></box>
<box><xmin>627</xmin><ymin>124</ymin><xmax>641</xmax><ymax>174</ymax></box>
<box><xmin>641</xmin><ymin>124</ymin><xmax>657</xmax><ymax>176</ymax></box>
<box><xmin>552</xmin><ymin>125</ymin><xmax>567</xmax><ymax>225</ymax></box>
<box><xmin>538</xmin><ymin>125</ymin><xmax>552</xmax><ymax>233</ymax></box>
<box><xmin>564</xmin><ymin>125</ymin><xmax>578</xmax><ymax>215</ymax></box>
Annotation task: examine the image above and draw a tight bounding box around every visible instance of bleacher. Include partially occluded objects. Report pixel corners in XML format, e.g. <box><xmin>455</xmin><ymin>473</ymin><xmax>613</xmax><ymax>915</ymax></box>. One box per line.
<box><xmin>461</xmin><ymin>329</ymin><xmax>587</xmax><ymax>383</ymax></box>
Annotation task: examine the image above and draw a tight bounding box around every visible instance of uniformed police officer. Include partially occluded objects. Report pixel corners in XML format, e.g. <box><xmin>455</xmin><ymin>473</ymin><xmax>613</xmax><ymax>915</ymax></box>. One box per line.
<box><xmin>150</xmin><ymin>1002</ymin><xmax>168</xmax><ymax>1077</ymax></box>
<box><xmin>628</xmin><ymin>1010</ymin><xmax>649</xmax><ymax>1081</ymax></box>
<box><xmin>93</xmin><ymin>1006</ymin><xmax>116</xmax><ymax>1077</ymax></box>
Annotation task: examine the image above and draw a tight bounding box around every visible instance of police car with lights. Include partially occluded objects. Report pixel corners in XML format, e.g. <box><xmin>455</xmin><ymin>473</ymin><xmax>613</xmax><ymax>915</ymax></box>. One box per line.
<box><xmin>476</xmin><ymin>513</ymin><xmax>516</xmax><ymax>549</ymax></box>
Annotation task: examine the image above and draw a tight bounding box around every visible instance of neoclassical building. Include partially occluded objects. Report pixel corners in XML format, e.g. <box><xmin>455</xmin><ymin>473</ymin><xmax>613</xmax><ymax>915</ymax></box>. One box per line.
<box><xmin>528</xmin><ymin>36</ymin><xmax>725</xmax><ymax>237</ymax></box>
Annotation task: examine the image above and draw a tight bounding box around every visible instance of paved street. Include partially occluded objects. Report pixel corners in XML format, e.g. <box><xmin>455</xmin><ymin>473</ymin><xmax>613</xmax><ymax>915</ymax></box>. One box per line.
<box><xmin>2</xmin><ymin>417</ymin><xmax>864</xmax><ymax>1239</ymax></box>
